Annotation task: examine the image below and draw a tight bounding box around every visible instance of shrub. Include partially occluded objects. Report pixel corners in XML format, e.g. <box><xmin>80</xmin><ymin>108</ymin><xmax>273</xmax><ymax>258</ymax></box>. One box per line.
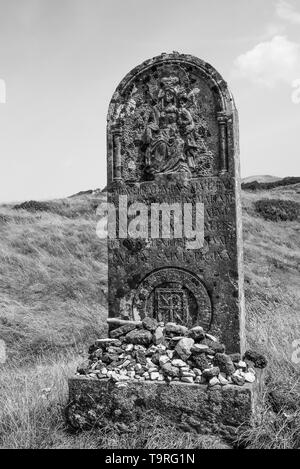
<box><xmin>13</xmin><ymin>201</ymin><xmax>51</xmax><ymax>212</ymax></box>
<box><xmin>255</xmin><ymin>199</ymin><xmax>299</xmax><ymax>222</ymax></box>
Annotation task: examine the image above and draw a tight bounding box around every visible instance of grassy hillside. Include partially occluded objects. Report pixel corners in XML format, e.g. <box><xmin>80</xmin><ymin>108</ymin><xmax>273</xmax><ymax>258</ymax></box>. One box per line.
<box><xmin>0</xmin><ymin>194</ymin><xmax>108</xmax><ymax>364</ymax></box>
<box><xmin>0</xmin><ymin>184</ymin><xmax>299</xmax><ymax>448</ymax></box>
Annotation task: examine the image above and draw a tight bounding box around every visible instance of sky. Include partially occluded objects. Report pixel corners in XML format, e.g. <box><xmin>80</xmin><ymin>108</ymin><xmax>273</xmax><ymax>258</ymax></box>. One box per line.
<box><xmin>0</xmin><ymin>0</ymin><xmax>299</xmax><ymax>202</ymax></box>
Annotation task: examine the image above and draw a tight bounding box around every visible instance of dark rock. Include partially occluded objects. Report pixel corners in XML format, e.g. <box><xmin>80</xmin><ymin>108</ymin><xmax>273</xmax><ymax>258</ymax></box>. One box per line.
<box><xmin>188</xmin><ymin>326</ymin><xmax>205</xmax><ymax>341</ymax></box>
<box><xmin>110</xmin><ymin>324</ymin><xmax>137</xmax><ymax>338</ymax></box>
<box><xmin>161</xmin><ymin>363</ymin><xmax>180</xmax><ymax>378</ymax></box>
<box><xmin>102</xmin><ymin>353</ymin><xmax>119</xmax><ymax>364</ymax></box>
<box><xmin>94</xmin><ymin>349</ymin><xmax>103</xmax><ymax>359</ymax></box>
<box><xmin>134</xmin><ymin>349</ymin><xmax>147</xmax><ymax>365</ymax></box>
<box><xmin>192</xmin><ymin>355</ymin><xmax>210</xmax><ymax>371</ymax></box>
<box><xmin>142</xmin><ymin>317</ymin><xmax>158</xmax><ymax>332</ymax></box>
<box><xmin>202</xmin><ymin>339</ymin><xmax>225</xmax><ymax>354</ymax></box>
<box><xmin>96</xmin><ymin>338</ymin><xmax>122</xmax><ymax>348</ymax></box>
<box><xmin>125</xmin><ymin>329</ymin><xmax>152</xmax><ymax>346</ymax></box>
<box><xmin>213</xmin><ymin>353</ymin><xmax>235</xmax><ymax>376</ymax></box>
<box><xmin>243</xmin><ymin>350</ymin><xmax>268</xmax><ymax>369</ymax></box>
<box><xmin>202</xmin><ymin>367</ymin><xmax>220</xmax><ymax>380</ymax></box>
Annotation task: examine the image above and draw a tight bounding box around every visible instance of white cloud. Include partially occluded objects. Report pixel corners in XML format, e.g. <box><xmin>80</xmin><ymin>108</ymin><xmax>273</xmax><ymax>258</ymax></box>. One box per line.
<box><xmin>276</xmin><ymin>0</ymin><xmax>300</xmax><ymax>25</ymax></box>
<box><xmin>233</xmin><ymin>35</ymin><xmax>300</xmax><ymax>87</ymax></box>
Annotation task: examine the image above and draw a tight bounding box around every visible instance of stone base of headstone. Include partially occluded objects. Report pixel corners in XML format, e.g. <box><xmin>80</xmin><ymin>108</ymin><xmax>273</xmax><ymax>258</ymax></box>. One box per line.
<box><xmin>66</xmin><ymin>370</ymin><xmax>265</xmax><ymax>440</ymax></box>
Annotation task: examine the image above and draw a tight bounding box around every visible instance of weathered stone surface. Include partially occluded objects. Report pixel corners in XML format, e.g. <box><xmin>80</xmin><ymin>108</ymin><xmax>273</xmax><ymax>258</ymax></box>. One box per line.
<box><xmin>165</xmin><ymin>323</ymin><xmax>188</xmax><ymax>337</ymax></box>
<box><xmin>171</xmin><ymin>358</ymin><xmax>187</xmax><ymax>368</ymax></box>
<box><xmin>202</xmin><ymin>339</ymin><xmax>226</xmax><ymax>354</ymax></box>
<box><xmin>209</xmin><ymin>377</ymin><xmax>220</xmax><ymax>387</ymax></box>
<box><xmin>174</xmin><ymin>338</ymin><xmax>194</xmax><ymax>361</ymax></box>
<box><xmin>152</xmin><ymin>326</ymin><xmax>164</xmax><ymax>345</ymax></box>
<box><xmin>134</xmin><ymin>349</ymin><xmax>147</xmax><ymax>366</ymax></box>
<box><xmin>110</xmin><ymin>324</ymin><xmax>137</xmax><ymax>338</ymax></box>
<box><xmin>142</xmin><ymin>317</ymin><xmax>158</xmax><ymax>332</ymax></box>
<box><xmin>214</xmin><ymin>353</ymin><xmax>235</xmax><ymax>376</ymax></box>
<box><xmin>191</xmin><ymin>344</ymin><xmax>210</xmax><ymax>354</ymax></box>
<box><xmin>107</xmin><ymin>52</ymin><xmax>245</xmax><ymax>354</ymax></box>
<box><xmin>188</xmin><ymin>326</ymin><xmax>205</xmax><ymax>341</ymax></box>
<box><xmin>232</xmin><ymin>373</ymin><xmax>246</xmax><ymax>386</ymax></box>
<box><xmin>202</xmin><ymin>367</ymin><xmax>220</xmax><ymax>380</ymax></box>
<box><xmin>161</xmin><ymin>363</ymin><xmax>180</xmax><ymax>378</ymax></box>
<box><xmin>125</xmin><ymin>329</ymin><xmax>152</xmax><ymax>345</ymax></box>
<box><xmin>95</xmin><ymin>338</ymin><xmax>122</xmax><ymax>348</ymax></box>
<box><xmin>228</xmin><ymin>353</ymin><xmax>241</xmax><ymax>363</ymax></box>
<box><xmin>193</xmin><ymin>354</ymin><xmax>210</xmax><ymax>371</ymax></box>
<box><xmin>67</xmin><ymin>377</ymin><xmax>262</xmax><ymax>438</ymax></box>
<box><xmin>242</xmin><ymin>372</ymin><xmax>256</xmax><ymax>383</ymax></box>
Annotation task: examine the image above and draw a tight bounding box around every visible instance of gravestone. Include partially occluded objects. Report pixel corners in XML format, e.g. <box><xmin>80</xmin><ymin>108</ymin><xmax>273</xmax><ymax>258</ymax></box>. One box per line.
<box><xmin>107</xmin><ymin>52</ymin><xmax>244</xmax><ymax>354</ymax></box>
<box><xmin>67</xmin><ymin>53</ymin><xmax>266</xmax><ymax>436</ymax></box>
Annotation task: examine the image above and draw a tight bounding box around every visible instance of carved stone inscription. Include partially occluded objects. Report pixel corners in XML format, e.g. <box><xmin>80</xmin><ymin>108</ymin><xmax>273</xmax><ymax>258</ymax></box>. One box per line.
<box><xmin>107</xmin><ymin>53</ymin><xmax>245</xmax><ymax>353</ymax></box>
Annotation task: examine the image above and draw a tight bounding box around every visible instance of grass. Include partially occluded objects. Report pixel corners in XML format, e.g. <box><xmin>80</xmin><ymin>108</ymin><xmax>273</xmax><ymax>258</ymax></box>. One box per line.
<box><xmin>0</xmin><ymin>185</ymin><xmax>299</xmax><ymax>448</ymax></box>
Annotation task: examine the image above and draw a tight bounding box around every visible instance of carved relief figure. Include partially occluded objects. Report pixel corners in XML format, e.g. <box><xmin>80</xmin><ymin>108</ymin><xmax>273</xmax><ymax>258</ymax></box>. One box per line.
<box><xmin>141</xmin><ymin>76</ymin><xmax>212</xmax><ymax>177</ymax></box>
<box><xmin>142</xmin><ymin>77</ymin><xmax>190</xmax><ymax>176</ymax></box>
<box><xmin>113</xmin><ymin>67</ymin><xmax>216</xmax><ymax>182</ymax></box>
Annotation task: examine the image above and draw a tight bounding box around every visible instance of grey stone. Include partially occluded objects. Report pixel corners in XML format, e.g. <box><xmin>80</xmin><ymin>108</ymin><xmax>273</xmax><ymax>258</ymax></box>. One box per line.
<box><xmin>191</xmin><ymin>344</ymin><xmax>210</xmax><ymax>354</ymax></box>
<box><xmin>153</xmin><ymin>326</ymin><xmax>164</xmax><ymax>345</ymax></box>
<box><xmin>165</xmin><ymin>323</ymin><xmax>188</xmax><ymax>337</ymax></box>
<box><xmin>161</xmin><ymin>363</ymin><xmax>180</xmax><ymax>378</ymax></box>
<box><xmin>209</xmin><ymin>377</ymin><xmax>220</xmax><ymax>387</ymax></box>
<box><xmin>242</xmin><ymin>372</ymin><xmax>256</xmax><ymax>383</ymax></box>
<box><xmin>218</xmin><ymin>374</ymin><xmax>229</xmax><ymax>386</ymax></box>
<box><xmin>202</xmin><ymin>339</ymin><xmax>226</xmax><ymax>354</ymax></box>
<box><xmin>202</xmin><ymin>367</ymin><xmax>220</xmax><ymax>380</ymax></box>
<box><xmin>134</xmin><ymin>349</ymin><xmax>147</xmax><ymax>365</ymax></box>
<box><xmin>213</xmin><ymin>353</ymin><xmax>235</xmax><ymax>376</ymax></box>
<box><xmin>181</xmin><ymin>376</ymin><xmax>194</xmax><ymax>384</ymax></box>
<box><xmin>142</xmin><ymin>317</ymin><xmax>158</xmax><ymax>332</ymax></box>
<box><xmin>193</xmin><ymin>355</ymin><xmax>210</xmax><ymax>372</ymax></box>
<box><xmin>96</xmin><ymin>338</ymin><xmax>122</xmax><ymax>348</ymax></box>
<box><xmin>125</xmin><ymin>329</ymin><xmax>152</xmax><ymax>346</ymax></box>
<box><xmin>237</xmin><ymin>361</ymin><xmax>247</xmax><ymax>370</ymax></box>
<box><xmin>205</xmin><ymin>333</ymin><xmax>218</xmax><ymax>343</ymax></box>
<box><xmin>188</xmin><ymin>326</ymin><xmax>205</xmax><ymax>341</ymax></box>
<box><xmin>232</xmin><ymin>374</ymin><xmax>246</xmax><ymax>386</ymax></box>
<box><xmin>68</xmin><ymin>376</ymin><xmax>262</xmax><ymax>437</ymax></box>
<box><xmin>110</xmin><ymin>324</ymin><xmax>137</xmax><ymax>338</ymax></box>
<box><xmin>174</xmin><ymin>338</ymin><xmax>195</xmax><ymax>361</ymax></box>
<box><xmin>229</xmin><ymin>353</ymin><xmax>241</xmax><ymax>363</ymax></box>
<box><xmin>171</xmin><ymin>358</ymin><xmax>187</xmax><ymax>368</ymax></box>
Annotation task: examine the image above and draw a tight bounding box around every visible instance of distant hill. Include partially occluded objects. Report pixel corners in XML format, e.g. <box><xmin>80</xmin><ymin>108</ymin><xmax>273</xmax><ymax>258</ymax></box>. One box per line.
<box><xmin>242</xmin><ymin>175</ymin><xmax>281</xmax><ymax>184</ymax></box>
<box><xmin>242</xmin><ymin>176</ymin><xmax>300</xmax><ymax>191</ymax></box>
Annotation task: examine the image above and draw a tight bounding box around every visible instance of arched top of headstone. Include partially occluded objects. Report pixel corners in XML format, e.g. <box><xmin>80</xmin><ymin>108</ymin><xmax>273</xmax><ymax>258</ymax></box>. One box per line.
<box><xmin>107</xmin><ymin>51</ymin><xmax>236</xmax><ymax>124</ymax></box>
<box><xmin>107</xmin><ymin>52</ymin><xmax>239</xmax><ymax>184</ymax></box>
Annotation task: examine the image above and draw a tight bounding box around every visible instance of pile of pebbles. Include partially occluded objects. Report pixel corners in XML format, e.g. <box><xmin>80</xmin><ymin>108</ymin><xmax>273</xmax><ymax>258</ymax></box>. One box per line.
<box><xmin>77</xmin><ymin>318</ymin><xmax>261</xmax><ymax>388</ymax></box>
